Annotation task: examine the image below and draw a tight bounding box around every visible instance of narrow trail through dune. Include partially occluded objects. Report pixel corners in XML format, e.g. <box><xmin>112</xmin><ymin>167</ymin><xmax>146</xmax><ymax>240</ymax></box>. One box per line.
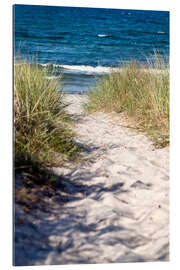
<box><xmin>15</xmin><ymin>94</ymin><xmax>169</xmax><ymax>266</ymax></box>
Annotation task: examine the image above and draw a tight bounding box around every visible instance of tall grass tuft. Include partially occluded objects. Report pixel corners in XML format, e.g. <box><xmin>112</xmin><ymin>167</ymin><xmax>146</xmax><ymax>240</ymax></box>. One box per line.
<box><xmin>14</xmin><ymin>61</ymin><xmax>79</xmax><ymax>174</ymax></box>
<box><xmin>86</xmin><ymin>57</ymin><xmax>169</xmax><ymax>148</ymax></box>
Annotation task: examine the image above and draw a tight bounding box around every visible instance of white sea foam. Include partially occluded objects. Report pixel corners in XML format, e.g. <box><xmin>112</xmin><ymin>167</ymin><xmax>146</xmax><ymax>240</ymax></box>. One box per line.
<box><xmin>98</xmin><ymin>34</ymin><xmax>108</xmax><ymax>38</ymax></box>
<box><xmin>42</xmin><ymin>63</ymin><xmax>166</xmax><ymax>75</ymax></box>
<box><xmin>40</xmin><ymin>63</ymin><xmax>121</xmax><ymax>74</ymax></box>
<box><xmin>60</xmin><ymin>65</ymin><xmax>113</xmax><ymax>74</ymax></box>
<box><xmin>48</xmin><ymin>64</ymin><xmax>121</xmax><ymax>74</ymax></box>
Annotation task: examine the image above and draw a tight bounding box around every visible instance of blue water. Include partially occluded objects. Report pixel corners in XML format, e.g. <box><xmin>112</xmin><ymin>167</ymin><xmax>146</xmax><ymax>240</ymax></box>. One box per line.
<box><xmin>14</xmin><ymin>5</ymin><xmax>169</xmax><ymax>93</ymax></box>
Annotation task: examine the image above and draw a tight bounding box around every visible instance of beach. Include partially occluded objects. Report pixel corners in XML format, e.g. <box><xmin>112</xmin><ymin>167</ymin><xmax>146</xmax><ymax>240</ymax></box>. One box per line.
<box><xmin>15</xmin><ymin>94</ymin><xmax>169</xmax><ymax>265</ymax></box>
<box><xmin>14</xmin><ymin>5</ymin><xmax>169</xmax><ymax>266</ymax></box>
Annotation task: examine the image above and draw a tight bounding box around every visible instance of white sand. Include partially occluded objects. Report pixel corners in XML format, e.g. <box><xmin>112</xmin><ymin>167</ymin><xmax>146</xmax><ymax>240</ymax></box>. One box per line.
<box><xmin>46</xmin><ymin>94</ymin><xmax>169</xmax><ymax>264</ymax></box>
<box><xmin>15</xmin><ymin>93</ymin><xmax>169</xmax><ymax>265</ymax></box>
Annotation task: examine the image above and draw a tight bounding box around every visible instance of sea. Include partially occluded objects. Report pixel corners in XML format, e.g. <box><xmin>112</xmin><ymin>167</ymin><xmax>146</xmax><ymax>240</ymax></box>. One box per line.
<box><xmin>14</xmin><ymin>5</ymin><xmax>169</xmax><ymax>94</ymax></box>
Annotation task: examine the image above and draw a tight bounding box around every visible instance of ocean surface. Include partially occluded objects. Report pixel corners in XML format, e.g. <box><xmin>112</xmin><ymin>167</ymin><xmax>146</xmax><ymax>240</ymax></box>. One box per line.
<box><xmin>14</xmin><ymin>5</ymin><xmax>169</xmax><ymax>93</ymax></box>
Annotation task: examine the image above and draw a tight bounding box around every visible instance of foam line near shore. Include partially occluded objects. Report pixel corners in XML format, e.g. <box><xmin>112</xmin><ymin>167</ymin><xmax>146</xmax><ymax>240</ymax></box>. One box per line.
<box><xmin>41</xmin><ymin>63</ymin><xmax>121</xmax><ymax>74</ymax></box>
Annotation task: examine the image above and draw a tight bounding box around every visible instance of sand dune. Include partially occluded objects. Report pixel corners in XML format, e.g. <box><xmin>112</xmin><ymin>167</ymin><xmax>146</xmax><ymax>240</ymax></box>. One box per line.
<box><xmin>15</xmin><ymin>94</ymin><xmax>169</xmax><ymax>265</ymax></box>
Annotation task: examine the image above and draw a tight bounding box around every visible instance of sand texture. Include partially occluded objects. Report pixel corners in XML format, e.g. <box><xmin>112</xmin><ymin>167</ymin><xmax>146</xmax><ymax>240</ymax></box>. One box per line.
<box><xmin>14</xmin><ymin>94</ymin><xmax>169</xmax><ymax>265</ymax></box>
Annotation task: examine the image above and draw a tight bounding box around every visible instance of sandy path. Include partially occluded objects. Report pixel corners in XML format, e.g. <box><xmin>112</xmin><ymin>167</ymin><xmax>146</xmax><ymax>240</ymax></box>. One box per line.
<box><xmin>15</xmin><ymin>94</ymin><xmax>169</xmax><ymax>265</ymax></box>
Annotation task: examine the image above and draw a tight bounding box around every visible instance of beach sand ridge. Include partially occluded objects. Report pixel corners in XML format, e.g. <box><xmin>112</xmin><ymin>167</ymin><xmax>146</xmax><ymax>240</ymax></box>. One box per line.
<box><xmin>15</xmin><ymin>94</ymin><xmax>169</xmax><ymax>265</ymax></box>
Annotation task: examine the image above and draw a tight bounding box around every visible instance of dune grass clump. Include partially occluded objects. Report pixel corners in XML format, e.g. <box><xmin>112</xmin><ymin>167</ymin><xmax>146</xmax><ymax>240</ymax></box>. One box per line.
<box><xmin>86</xmin><ymin>58</ymin><xmax>169</xmax><ymax>148</ymax></box>
<box><xmin>14</xmin><ymin>61</ymin><xmax>79</xmax><ymax>174</ymax></box>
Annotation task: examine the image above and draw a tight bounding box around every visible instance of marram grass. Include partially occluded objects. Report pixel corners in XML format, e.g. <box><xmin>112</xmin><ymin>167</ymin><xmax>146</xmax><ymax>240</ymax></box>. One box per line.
<box><xmin>14</xmin><ymin>61</ymin><xmax>79</xmax><ymax>173</ymax></box>
<box><xmin>85</xmin><ymin>59</ymin><xmax>169</xmax><ymax>148</ymax></box>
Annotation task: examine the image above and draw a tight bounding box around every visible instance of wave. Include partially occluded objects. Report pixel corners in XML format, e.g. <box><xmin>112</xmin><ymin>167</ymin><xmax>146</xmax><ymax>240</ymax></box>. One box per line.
<box><xmin>97</xmin><ymin>34</ymin><xmax>108</xmax><ymax>38</ymax></box>
<box><xmin>41</xmin><ymin>64</ymin><xmax>120</xmax><ymax>74</ymax></box>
